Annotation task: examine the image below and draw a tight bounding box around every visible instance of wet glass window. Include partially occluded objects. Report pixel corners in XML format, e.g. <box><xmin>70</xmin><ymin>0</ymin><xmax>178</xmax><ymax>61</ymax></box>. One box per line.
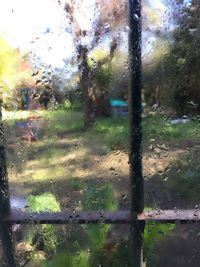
<box><xmin>5</xmin><ymin>222</ymin><xmax>200</xmax><ymax>267</ymax></box>
<box><xmin>0</xmin><ymin>0</ymin><xmax>130</xmax><ymax>213</ymax></box>
<box><xmin>142</xmin><ymin>0</ymin><xmax>200</xmax><ymax>210</ymax></box>
<box><xmin>0</xmin><ymin>0</ymin><xmax>200</xmax><ymax>267</ymax></box>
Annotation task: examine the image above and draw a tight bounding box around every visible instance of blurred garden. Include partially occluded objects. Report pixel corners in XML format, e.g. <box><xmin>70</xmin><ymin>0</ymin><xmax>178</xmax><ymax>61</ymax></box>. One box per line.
<box><xmin>0</xmin><ymin>0</ymin><xmax>200</xmax><ymax>266</ymax></box>
<box><xmin>2</xmin><ymin>106</ymin><xmax>199</xmax><ymax>266</ymax></box>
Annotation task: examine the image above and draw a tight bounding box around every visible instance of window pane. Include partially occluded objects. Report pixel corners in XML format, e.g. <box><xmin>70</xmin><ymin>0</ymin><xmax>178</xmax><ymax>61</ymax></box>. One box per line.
<box><xmin>14</xmin><ymin>224</ymin><xmax>133</xmax><ymax>267</ymax></box>
<box><xmin>142</xmin><ymin>1</ymin><xmax>200</xmax><ymax>209</ymax></box>
<box><xmin>9</xmin><ymin>222</ymin><xmax>200</xmax><ymax>267</ymax></box>
<box><xmin>0</xmin><ymin>238</ymin><xmax>4</xmax><ymax>266</ymax></box>
<box><xmin>0</xmin><ymin>0</ymin><xmax>130</xmax><ymax>212</ymax></box>
<box><xmin>145</xmin><ymin>222</ymin><xmax>200</xmax><ymax>267</ymax></box>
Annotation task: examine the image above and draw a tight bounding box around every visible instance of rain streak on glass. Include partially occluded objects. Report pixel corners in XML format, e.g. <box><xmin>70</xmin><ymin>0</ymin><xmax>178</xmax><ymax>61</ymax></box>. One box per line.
<box><xmin>11</xmin><ymin>222</ymin><xmax>200</xmax><ymax>267</ymax></box>
<box><xmin>0</xmin><ymin>0</ymin><xmax>130</xmax><ymax>214</ymax></box>
<box><xmin>1</xmin><ymin>1</ymin><xmax>200</xmax><ymax>267</ymax></box>
<box><xmin>142</xmin><ymin>0</ymin><xmax>200</xmax><ymax>210</ymax></box>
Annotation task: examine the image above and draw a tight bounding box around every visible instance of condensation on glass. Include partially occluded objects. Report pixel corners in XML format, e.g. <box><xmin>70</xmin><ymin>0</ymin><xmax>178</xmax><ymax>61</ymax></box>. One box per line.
<box><xmin>13</xmin><ymin>224</ymin><xmax>132</xmax><ymax>267</ymax></box>
<box><xmin>142</xmin><ymin>0</ymin><xmax>200</xmax><ymax>210</ymax></box>
<box><xmin>1</xmin><ymin>1</ymin><xmax>200</xmax><ymax>267</ymax></box>
<box><xmin>10</xmin><ymin>222</ymin><xmax>200</xmax><ymax>267</ymax></box>
<box><xmin>0</xmin><ymin>0</ymin><xmax>130</xmax><ymax>213</ymax></box>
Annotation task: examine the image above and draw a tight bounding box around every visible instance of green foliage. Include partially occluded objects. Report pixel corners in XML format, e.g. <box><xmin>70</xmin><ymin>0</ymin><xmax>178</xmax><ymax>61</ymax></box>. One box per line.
<box><xmin>143</xmin><ymin>114</ymin><xmax>200</xmax><ymax>142</ymax></box>
<box><xmin>143</xmin><ymin>40</ymin><xmax>170</xmax><ymax>107</ymax></box>
<box><xmin>82</xmin><ymin>182</ymin><xmax>117</xmax><ymax>211</ymax></box>
<box><xmin>100</xmin><ymin>239</ymin><xmax>133</xmax><ymax>267</ymax></box>
<box><xmin>44</xmin><ymin>183</ymin><xmax>117</xmax><ymax>267</ymax></box>
<box><xmin>94</xmin><ymin>65</ymin><xmax>112</xmax><ymax>94</ymax></box>
<box><xmin>90</xmin><ymin>114</ymin><xmax>199</xmax><ymax>150</ymax></box>
<box><xmin>88</xmin><ymin>48</ymin><xmax>114</xmax><ymax>118</ymax></box>
<box><xmin>164</xmin><ymin>148</ymin><xmax>200</xmax><ymax>200</ymax></box>
<box><xmin>0</xmin><ymin>36</ymin><xmax>31</xmax><ymax>108</ymax></box>
<box><xmin>67</xmin><ymin>178</ymin><xmax>84</xmax><ymax>191</ymax></box>
<box><xmin>91</xmin><ymin>116</ymin><xmax>129</xmax><ymax>150</ymax></box>
<box><xmin>0</xmin><ymin>38</ymin><xmax>19</xmax><ymax>79</ymax></box>
<box><xmin>82</xmin><ymin>182</ymin><xmax>117</xmax><ymax>249</ymax></box>
<box><xmin>84</xmin><ymin>224</ymin><xmax>111</xmax><ymax>250</ymax></box>
<box><xmin>44</xmin><ymin>252</ymin><xmax>72</xmax><ymax>267</ymax></box>
<box><xmin>5</xmin><ymin>101</ymin><xmax>199</xmax><ymax>158</ymax></box>
<box><xmin>27</xmin><ymin>193</ymin><xmax>60</xmax><ymax>212</ymax></box>
<box><xmin>27</xmin><ymin>193</ymin><xmax>60</xmax><ymax>255</ymax></box>
<box><xmin>167</xmin><ymin>168</ymin><xmax>200</xmax><ymax>199</ymax></box>
<box><xmin>45</xmin><ymin>251</ymin><xmax>89</xmax><ymax>267</ymax></box>
<box><xmin>4</xmin><ymin>109</ymin><xmax>199</xmax><ymax>265</ymax></box>
<box><xmin>143</xmin><ymin>3</ymin><xmax>200</xmax><ymax>114</ymax></box>
<box><xmin>144</xmin><ymin>222</ymin><xmax>175</xmax><ymax>266</ymax></box>
<box><xmin>45</xmin><ymin>109</ymin><xmax>84</xmax><ymax>135</ymax></box>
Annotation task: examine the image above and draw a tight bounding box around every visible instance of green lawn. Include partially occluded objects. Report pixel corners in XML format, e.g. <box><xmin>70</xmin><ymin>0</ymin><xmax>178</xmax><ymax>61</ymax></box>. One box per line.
<box><xmin>2</xmin><ymin>109</ymin><xmax>200</xmax><ymax>266</ymax></box>
<box><xmin>4</xmin><ymin>109</ymin><xmax>200</xmax><ymax>203</ymax></box>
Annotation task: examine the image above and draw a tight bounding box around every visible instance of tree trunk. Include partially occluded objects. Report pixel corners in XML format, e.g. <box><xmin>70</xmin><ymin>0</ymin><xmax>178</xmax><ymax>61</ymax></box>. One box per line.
<box><xmin>78</xmin><ymin>46</ymin><xmax>95</xmax><ymax>129</ymax></box>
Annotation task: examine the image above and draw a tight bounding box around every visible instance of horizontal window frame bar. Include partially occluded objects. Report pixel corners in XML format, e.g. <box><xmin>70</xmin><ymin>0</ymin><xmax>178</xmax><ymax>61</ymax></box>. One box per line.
<box><xmin>1</xmin><ymin>209</ymin><xmax>200</xmax><ymax>224</ymax></box>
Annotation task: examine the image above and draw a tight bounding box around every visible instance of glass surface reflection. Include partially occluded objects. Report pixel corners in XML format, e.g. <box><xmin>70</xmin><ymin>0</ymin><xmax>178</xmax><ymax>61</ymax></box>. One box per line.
<box><xmin>142</xmin><ymin>1</ymin><xmax>200</xmax><ymax>209</ymax></box>
<box><xmin>14</xmin><ymin>224</ymin><xmax>132</xmax><ymax>267</ymax></box>
<box><xmin>11</xmin><ymin>223</ymin><xmax>200</xmax><ymax>267</ymax></box>
<box><xmin>0</xmin><ymin>0</ymin><xmax>130</xmax><ymax>212</ymax></box>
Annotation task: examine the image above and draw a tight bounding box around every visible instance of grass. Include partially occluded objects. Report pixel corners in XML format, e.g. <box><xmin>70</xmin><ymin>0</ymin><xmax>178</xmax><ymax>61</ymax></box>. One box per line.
<box><xmin>90</xmin><ymin>113</ymin><xmax>200</xmax><ymax>150</ymax></box>
<box><xmin>5</xmin><ymin>110</ymin><xmax>199</xmax><ymax>151</ymax></box>
<box><xmin>27</xmin><ymin>193</ymin><xmax>60</xmax><ymax>212</ymax></box>
<box><xmin>3</xmin><ymin>109</ymin><xmax>200</xmax><ymax>207</ymax></box>
<box><xmin>143</xmin><ymin>114</ymin><xmax>200</xmax><ymax>142</ymax></box>
<box><xmin>4</xmin><ymin>108</ymin><xmax>199</xmax><ymax>266</ymax></box>
<box><xmin>44</xmin><ymin>109</ymin><xmax>84</xmax><ymax>136</ymax></box>
<box><xmin>144</xmin><ymin>221</ymin><xmax>176</xmax><ymax>266</ymax></box>
<box><xmin>91</xmin><ymin>116</ymin><xmax>129</xmax><ymax>150</ymax></box>
<box><xmin>163</xmin><ymin>148</ymin><xmax>200</xmax><ymax>200</ymax></box>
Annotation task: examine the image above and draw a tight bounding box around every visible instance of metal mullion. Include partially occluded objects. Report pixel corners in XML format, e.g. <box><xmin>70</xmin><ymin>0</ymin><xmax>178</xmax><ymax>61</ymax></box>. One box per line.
<box><xmin>129</xmin><ymin>0</ymin><xmax>144</xmax><ymax>215</ymax></box>
<box><xmin>0</xmin><ymin>223</ymin><xmax>18</xmax><ymax>267</ymax></box>
<box><xmin>128</xmin><ymin>1</ymin><xmax>144</xmax><ymax>266</ymax></box>
<box><xmin>0</xmin><ymin>122</ymin><xmax>10</xmax><ymax>215</ymax></box>
<box><xmin>0</xmin><ymin>122</ymin><xmax>17</xmax><ymax>267</ymax></box>
<box><xmin>2</xmin><ymin>209</ymin><xmax>200</xmax><ymax>224</ymax></box>
<box><xmin>131</xmin><ymin>221</ymin><xmax>145</xmax><ymax>267</ymax></box>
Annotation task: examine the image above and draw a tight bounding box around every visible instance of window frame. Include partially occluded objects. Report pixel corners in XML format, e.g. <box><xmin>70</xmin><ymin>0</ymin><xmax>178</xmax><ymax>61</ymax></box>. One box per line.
<box><xmin>0</xmin><ymin>1</ymin><xmax>200</xmax><ymax>266</ymax></box>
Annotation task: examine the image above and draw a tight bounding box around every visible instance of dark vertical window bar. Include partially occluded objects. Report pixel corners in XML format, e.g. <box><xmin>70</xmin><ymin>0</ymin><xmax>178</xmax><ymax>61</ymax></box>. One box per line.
<box><xmin>128</xmin><ymin>0</ymin><xmax>144</xmax><ymax>214</ymax></box>
<box><xmin>0</xmin><ymin>120</ymin><xmax>17</xmax><ymax>266</ymax></box>
<box><xmin>128</xmin><ymin>1</ymin><xmax>144</xmax><ymax>266</ymax></box>
<box><xmin>131</xmin><ymin>222</ymin><xmax>145</xmax><ymax>267</ymax></box>
<box><xmin>0</xmin><ymin>122</ymin><xmax>10</xmax><ymax>214</ymax></box>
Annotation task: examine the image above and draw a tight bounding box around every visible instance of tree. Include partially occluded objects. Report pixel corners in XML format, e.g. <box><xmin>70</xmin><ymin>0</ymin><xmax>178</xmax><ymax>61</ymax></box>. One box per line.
<box><xmin>0</xmin><ymin>37</ymin><xmax>33</xmax><ymax>113</ymax></box>
<box><xmin>160</xmin><ymin>1</ymin><xmax>200</xmax><ymax>114</ymax></box>
<box><xmin>62</xmin><ymin>0</ymin><xmax>126</xmax><ymax>128</ymax></box>
<box><xmin>141</xmin><ymin>0</ymin><xmax>200</xmax><ymax>115</ymax></box>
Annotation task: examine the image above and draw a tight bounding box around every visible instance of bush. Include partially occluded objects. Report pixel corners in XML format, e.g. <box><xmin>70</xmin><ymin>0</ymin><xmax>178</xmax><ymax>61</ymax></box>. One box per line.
<box><xmin>26</xmin><ymin>193</ymin><xmax>61</xmax><ymax>256</ymax></box>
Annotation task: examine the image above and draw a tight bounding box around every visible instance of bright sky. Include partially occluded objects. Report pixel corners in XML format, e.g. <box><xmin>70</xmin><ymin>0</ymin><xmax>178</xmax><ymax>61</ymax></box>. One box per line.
<box><xmin>0</xmin><ymin>0</ymin><xmax>101</xmax><ymax>69</ymax></box>
<box><xmin>0</xmin><ymin>0</ymin><xmax>173</xmax><ymax>68</ymax></box>
<box><xmin>150</xmin><ymin>0</ymin><xmax>165</xmax><ymax>10</ymax></box>
<box><xmin>0</xmin><ymin>0</ymin><xmax>74</xmax><ymax>68</ymax></box>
